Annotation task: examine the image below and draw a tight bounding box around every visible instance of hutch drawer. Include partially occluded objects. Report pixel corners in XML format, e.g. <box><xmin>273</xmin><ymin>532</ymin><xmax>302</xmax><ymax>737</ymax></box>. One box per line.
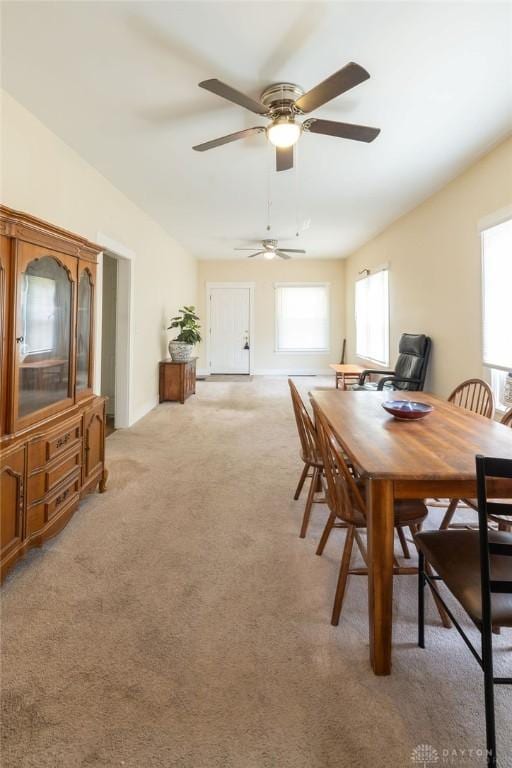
<box><xmin>27</xmin><ymin>444</ymin><xmax>82</xmax><ymax>505</ymax></box>
<box><xmin>26</xmin><ymin>467</ymin><xmax>81</xmax><ymax>535</ymax></box>
<box><xmin>28</xmin><ymin>416</ymin><xmax>82</xmax><ymax>470</ymax></box>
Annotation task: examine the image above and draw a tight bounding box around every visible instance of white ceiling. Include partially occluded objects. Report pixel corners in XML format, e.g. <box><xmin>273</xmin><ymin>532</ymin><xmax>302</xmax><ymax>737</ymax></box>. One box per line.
<box><xmin>2</xmin><ymin>2</ymin><xmax>511</xmax><ymax>259</ymax></box>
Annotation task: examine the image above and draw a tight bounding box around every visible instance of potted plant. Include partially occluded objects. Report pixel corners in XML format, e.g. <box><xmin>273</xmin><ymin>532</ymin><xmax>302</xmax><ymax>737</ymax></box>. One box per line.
<box><xmin>167</xmin><ymin>306</ymin><xmax>202</xmax><ymax>362</ymax></box>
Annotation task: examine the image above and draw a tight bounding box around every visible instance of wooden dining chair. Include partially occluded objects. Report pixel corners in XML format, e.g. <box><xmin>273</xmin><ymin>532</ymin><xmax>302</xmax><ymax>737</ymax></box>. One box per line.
<box><xmin>439</xmin><ymin>408</ymin><xmax>512</xmax><ymax>534</ymax></box>
<box><xmin>439</xmin><ymin>379</ymin><xmax>495</xmax><ymax>530</ymax></box>
<box><xmin>288</xmin><ymin>379</ymin><xmax>325</xmax><ymax>539</ymax></box>
<box><xmin>311</xmin><ymin>399</ymin><xmax>447</xmax><ymax>627</ymax></box>
<box><xmin>500</xmin><ymin>406</ymin><xmax>512</xmax><ymax>429</ymax></box>
<box><xmin>448</xmin><ymin>378</ymin><xmax>495</xmax><ymax>418</ymax></box>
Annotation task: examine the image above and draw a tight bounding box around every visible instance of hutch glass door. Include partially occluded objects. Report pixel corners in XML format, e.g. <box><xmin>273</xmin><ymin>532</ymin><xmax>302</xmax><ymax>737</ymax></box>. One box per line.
<box><xmin>17</xmin><ymin>254</ymin><xmax>73</xmax><ymax>421</ymax></box>
<box><xmin>76</xmin><ymin>266</ymin><xmax>94</xmax><ymax>395</ymax></box>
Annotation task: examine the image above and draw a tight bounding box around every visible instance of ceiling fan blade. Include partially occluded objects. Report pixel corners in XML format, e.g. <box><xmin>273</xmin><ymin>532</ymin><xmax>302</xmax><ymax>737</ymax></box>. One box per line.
<box><xmin>235</xmin><ymin>247</ymin><xmax>263</xmax><ymax>251</ymax></box>
<box><xmin>193</xmin><ymin>127</ymin><xmax>265</xmax><ymax>151</ymax></box>
<box><xmin>199</xmin><ymin>79</ymin><xmax>269</xmax><ymax>115</ymax></box>
<box><xmin>276</xmin><ymin>145</ymin><xmax>294</xmax><ymax>172</ymax></box>
<box><xmin>247</xmin><ymin>251</ymin><xmax>265</xmax><ymax>258</ymax></box>
<box><xmin>303</xmin><ymin>118</ymin><xmax>380</xmax><ymax>143</ymax></box>
<box><xmin>294</xmin><ymin>62</ymin><xmax>370</xmax><ymax>113</ymax></box>
<box><xmin>276</xmin><ymin>251</ymin><xmax>292</xmax><ymax>260</ymax></box>
<box><xmin>278</xmin><ymin>248</ymin><xmax>306</xmax><ymax>253</ymax></box>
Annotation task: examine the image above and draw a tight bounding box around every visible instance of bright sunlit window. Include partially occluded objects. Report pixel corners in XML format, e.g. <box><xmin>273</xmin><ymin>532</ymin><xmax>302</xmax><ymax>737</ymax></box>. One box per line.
<box><xmin>482</xmin><ymin>217</ymin><xmax>512</xmax><ymax>410</ymax></box>
<box><xmin>275</xmin><ymin>283</ymin><xmax>329</xmax><ymax>353</ymax></box>
<box><xmin>22</xmin><ymin>275</ymin><xmax>56</xmax><ymax>354</ymax></box>
<box><xmin>355</xmin><ymin>268</ymin><xmax>389</xmax><ymax>366</ymax></box>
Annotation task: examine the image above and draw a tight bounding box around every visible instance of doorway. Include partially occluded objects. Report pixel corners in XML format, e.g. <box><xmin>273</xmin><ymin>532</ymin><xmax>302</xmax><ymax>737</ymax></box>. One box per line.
<box><xmin>101</xmin><ymin>253</ymin><xmax>117</xmax><ymax>435</ymax></box>
<box><xmin>207</xmin><ymin>283</ymin><xmax>254</xmax><ymax>374</ymax></box>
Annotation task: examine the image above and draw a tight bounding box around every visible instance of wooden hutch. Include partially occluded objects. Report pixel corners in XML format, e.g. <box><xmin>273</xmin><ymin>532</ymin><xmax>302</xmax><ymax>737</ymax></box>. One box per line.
<box><xmin>0</xmin><ymin>206</ymin><xmax>107</xmax><ymax>581</ymax></box>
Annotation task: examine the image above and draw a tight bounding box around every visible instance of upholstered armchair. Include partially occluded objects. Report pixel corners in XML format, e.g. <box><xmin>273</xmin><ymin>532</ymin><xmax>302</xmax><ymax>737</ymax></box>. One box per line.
<box><xmin>354</xmin><ymin>334</ymin><xmax>432</xmax><ymax>391</ymax></box>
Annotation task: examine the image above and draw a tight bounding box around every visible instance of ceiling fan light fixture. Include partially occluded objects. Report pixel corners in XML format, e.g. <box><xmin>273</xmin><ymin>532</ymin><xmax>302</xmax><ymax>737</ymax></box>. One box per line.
<box><xmin>267</xmin><ymin>117</ymin><xmax>301</xmax><ymax>148</ymax></box>
<box><xmin>263</xmin><ymin>251</ymin><xmax>276</xmax><ymax>260</ymax></box>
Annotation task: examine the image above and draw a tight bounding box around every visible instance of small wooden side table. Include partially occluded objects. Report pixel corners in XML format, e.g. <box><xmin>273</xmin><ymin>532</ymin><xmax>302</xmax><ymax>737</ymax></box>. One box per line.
<box><xmin>329</xmin><ymin>363</ymin><xmax>365</xmax><ymax>390</ymax></box>
<box><xmin>159</xmin><ymin>358</ymin><xmax>197</xmax><ymax>404</ymax></box>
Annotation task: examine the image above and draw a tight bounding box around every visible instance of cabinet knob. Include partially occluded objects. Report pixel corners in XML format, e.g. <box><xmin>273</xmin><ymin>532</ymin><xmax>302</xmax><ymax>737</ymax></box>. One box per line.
<box><xmin>16</xmin><ymin>336</ymin><xmax>24</xmax><ymax>344</ymax></box>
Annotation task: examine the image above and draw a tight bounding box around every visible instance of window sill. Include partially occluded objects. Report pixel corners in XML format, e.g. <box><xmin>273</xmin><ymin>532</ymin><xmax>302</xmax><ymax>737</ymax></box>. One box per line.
<box><xmin>275</xmin><ymin>349</ymin><xmax>330</xmax><ymax>355</ymax></box>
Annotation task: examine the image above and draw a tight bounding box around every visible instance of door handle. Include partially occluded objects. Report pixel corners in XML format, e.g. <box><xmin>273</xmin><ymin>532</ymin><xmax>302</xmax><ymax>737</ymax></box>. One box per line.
<box><xmin>16</xmin><ymin>336</ymin><xmax>24</xmax><ymax>344</ymax></box>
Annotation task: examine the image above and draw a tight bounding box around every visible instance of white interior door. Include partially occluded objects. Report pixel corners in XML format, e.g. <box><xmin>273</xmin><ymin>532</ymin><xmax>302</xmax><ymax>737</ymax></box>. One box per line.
<box><xmin>209</xmin><ymin>287</ymin><xmax>251</xmax><ymax>374</ymax></box>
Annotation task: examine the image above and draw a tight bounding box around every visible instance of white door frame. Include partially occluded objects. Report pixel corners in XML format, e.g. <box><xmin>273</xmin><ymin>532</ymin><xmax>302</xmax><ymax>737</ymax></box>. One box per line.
<box><xmin>206</xmin><ymin>282</ymin><xmax>255</xmax><ymax>375</ymax></box>
<box><xmin>95</xmin><ymin>232</ymin><xmax>136</xmax><ymax>428</ymax></box>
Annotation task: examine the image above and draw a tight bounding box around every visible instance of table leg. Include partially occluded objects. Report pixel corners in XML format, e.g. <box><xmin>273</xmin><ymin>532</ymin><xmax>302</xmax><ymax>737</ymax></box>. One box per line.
<box><xmin>367</xmin><ymin>478</ymin><xmax>395</xmax><ymax>675</ymax></box>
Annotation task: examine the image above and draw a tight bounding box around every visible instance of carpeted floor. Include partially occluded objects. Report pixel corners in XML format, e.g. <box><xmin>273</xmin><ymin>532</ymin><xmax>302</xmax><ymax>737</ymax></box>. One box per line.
<box><xmin>1</xmin><ymin>376</ymin><xmax>511</xmax><ymax>768</ymax></box>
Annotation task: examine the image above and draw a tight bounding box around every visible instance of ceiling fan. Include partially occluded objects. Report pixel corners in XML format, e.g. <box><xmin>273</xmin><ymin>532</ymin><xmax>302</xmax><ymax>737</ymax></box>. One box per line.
<box><xmin>192</xmin><ymin>62</ymin><xmax>380</xmax><ymax>172</ymax></box>
<box><xmin>235</xmin><ymin>239</ymin><xmax>305</xmax><ymax>260</ymax></box>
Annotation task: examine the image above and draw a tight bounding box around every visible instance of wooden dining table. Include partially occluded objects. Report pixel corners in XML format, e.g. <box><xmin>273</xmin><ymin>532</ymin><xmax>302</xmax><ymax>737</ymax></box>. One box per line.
<box><xmin>309</xmin><ymin>389</ymin><xmax>512</xmax><ymax>676</ymax></box>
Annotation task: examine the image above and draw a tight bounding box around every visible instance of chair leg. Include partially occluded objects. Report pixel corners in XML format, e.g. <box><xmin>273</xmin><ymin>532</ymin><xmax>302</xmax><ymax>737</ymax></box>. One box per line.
<box><xmin>418</xmin><ymin>549</ymin><xmax>425</xmax><ymax>649</ymax></box>
<box><xmin>482</xmin><ymin>618</ymin><xmax>497</xmax><ymax>766</ymax></box>
<box><xmin>299</xmin><ymin>467</ymin><xmax>318</xmax><ymax>539</ymax></box>
<box><xmin>331</xmin><ymin>526</ymin><xmax>355</xmax><ymax>626</ymax></box>
<box><xmin>294</xmin><ymin>464</ymin><xmax>309</xmax><ymax>500</ymax></box>
<box><xmin>316</xmin><ymin>511</ymin><xmax>336</xmax><ymax>556</ymax></box>
<box><xmin>397</xmin><ymin>526</ymin><xmax>411</xmax><ymax>559</ymax></box>
<box><xmin>439</xmin><ymin>498</ymin><xmax>459</xmax><ymax>529</ymax></box>
<box><xmin>354</xmin><ymin>529</ymin><xmax>368</xmax><ymax>566</ymax></box>
<box><xmin>425</xmin><ymin>562</ymin><xmax>452</xmax><ymax>629</ymax></box>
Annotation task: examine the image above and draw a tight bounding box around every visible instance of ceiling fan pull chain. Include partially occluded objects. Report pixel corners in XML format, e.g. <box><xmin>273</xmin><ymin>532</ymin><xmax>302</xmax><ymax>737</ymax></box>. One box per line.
<box><xmin>266</xmin><ymin>143</ymin><xmax>272</xmax><ymax>231</ymax></box>
<box><xmin>295</xmin><ymin>141</ymin><xmax>300</xmax><ymax>237</ymax></box>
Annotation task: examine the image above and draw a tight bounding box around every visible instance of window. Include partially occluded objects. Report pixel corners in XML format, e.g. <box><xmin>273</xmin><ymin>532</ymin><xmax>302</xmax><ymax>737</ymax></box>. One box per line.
<box><xmin>275</xmin><ymin>283</ymin><xmax>329</xmax><ymax>353</ymax></box>
<box><xmin>482</xmin><ymin>217</ymin><xmax>512</xmax><ymax>410</ymax></box>
<box><xmin>22</xmin><ymin>274</ymin><xmax>57</xmax><ymax>355</ymax></box>
<box><xmin>355</xmin><ymin>268</ymin><xmax>389</xmax><ymax>365</ymax></box>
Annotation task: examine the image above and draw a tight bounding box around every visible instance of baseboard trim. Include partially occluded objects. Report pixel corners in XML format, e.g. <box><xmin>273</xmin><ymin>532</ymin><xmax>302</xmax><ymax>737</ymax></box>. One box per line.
<box><xmin>197</xmin><ymin>367</ymin><xmax>332</xmax><ymax>377</ymax></box>
<box><xmin>253</xmin><ymin>368</ymin><xmax>333</xmax><ymax>376</ymax></box>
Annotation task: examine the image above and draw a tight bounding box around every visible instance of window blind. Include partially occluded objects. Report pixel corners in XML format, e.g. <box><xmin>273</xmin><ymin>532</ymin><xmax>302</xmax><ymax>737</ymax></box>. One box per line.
<box><xmin>275</xmin><ymin>284</ymin><xmax>329</xmax><ymax>353</ymax></box>
<box><xmin>355</xmin><ymin>269</ymin><xmax>389</xmax><ymax>365</ymax></box>
<box><xmin>482</xmin><ymin>218</ymin><xmax>512</xmax><ymax>371</ymax></box>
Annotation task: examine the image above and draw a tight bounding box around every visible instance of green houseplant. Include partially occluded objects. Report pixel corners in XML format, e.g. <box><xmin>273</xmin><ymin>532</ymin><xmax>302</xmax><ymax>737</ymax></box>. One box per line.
<box><xmin>167</xmin><ymin>306</ymin><xmax>202</xmax><ymax>362</ymax></box>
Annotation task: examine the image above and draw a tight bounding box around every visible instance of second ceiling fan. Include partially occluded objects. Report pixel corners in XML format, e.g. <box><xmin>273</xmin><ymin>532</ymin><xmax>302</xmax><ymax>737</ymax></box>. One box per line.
<box><xmin>235</xmin><ymin>239</ymin><xmax>305</xmax><ymax>260</ymax></box>
<box><xmin>193</xmin><ymin>61</ymin><xmax>380</xmax><ymax>171</ymax></box>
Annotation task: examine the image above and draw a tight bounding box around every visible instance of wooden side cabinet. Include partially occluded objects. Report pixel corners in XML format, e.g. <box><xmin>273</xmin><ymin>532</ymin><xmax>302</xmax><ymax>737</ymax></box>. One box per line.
<box><xmin>159</xmin><ymin>358</ymin><xmax>197</xmax><ymax>404</ymax></box>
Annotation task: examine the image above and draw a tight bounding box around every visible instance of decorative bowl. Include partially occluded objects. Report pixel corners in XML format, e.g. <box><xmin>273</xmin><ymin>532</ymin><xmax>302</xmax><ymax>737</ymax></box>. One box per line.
<box><xmin>382</xmin><ymin>400</ymin><xmax>433</xmax><ymax>421</ymax></box>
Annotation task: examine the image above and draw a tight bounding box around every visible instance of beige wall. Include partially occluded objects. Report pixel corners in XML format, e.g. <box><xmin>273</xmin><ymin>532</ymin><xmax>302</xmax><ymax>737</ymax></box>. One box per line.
<box><xmin>197</xmin><ymin>259</ymin><xmax>345</xmax><ymax>374</ymax></box>
<box><xmin>344</xmin><ymin>136</ymin><xmax>512</xmax><ymax>397</ymax></box>
<box><xmin>1</xmin><ymin>91</ymin><xmax>197</xmax><ymax>423</ymax></box>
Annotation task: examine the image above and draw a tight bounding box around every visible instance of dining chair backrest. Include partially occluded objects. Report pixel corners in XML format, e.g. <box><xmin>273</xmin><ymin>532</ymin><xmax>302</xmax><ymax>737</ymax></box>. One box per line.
<box><xmin>313</xmin><ymin>400</ymin><xmax>366</xmax><ymax>525</ymax></box>
<box><xmin>288</xmin><ymin>379</ymin><xmax>320</xmax><ymax>464</ymax></box>
<box><xmin>501</xmin><ymin>407</ymin><xmax>512</xmax><ymax>428</ymax></box>
<box><xmin>475</xmin><ymin>455</ymin><xmax>512</xmax><ymax>629</ymax></box>
<box><xmin>448</xmin><ymin>378</ymin><xmax>494</xmax><ymax>419</ymax></box>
